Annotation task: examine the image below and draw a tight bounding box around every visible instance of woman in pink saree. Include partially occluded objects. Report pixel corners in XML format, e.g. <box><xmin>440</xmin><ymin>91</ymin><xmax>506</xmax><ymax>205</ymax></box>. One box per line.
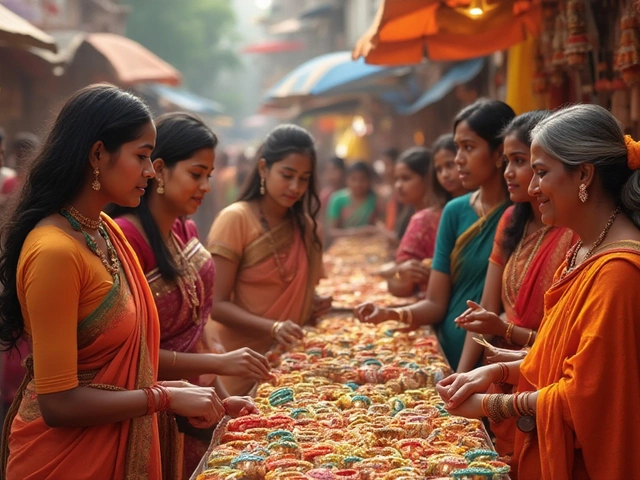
<box><xmin>208</xmin><ymin>125</ymin><xmax>328</xmax><ymax>396</ymax></box>
<box><xmin>111</xmin><ymin>113</ymin><xmax>269</xmax><ymax>477</ymax></box>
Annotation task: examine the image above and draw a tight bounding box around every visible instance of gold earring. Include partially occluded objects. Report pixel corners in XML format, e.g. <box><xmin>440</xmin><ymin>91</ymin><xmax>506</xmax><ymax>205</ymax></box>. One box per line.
<box><xmin>91</xmin><ymin>168</ymin><xmax>101</xmax><ymax>191</ymax></box>
<box><xmin>157</xmin><ymin>178</ymin><xmax>165</xmax><ymax>195</ymax></box>
<box><xmin>260</xmin><ymin>177</ymin><xmax>265</xmax><ymax>196</ymax></box>
<box><xmin>578</xmin><ymin>184</ymin><xmax>588</xmax><ymax>203</ymax></box>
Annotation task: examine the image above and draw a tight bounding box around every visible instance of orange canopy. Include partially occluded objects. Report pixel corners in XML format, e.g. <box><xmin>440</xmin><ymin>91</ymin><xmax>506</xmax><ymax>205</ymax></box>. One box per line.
<box><xmin>85</xmin><ymin>33</ymin><xmax>181</xmax><ymax>86</ymax></box>
<box><xmin>352</xmin><ymin>0</ymin><xmax>542</xmax><ymax>65</ymax></box>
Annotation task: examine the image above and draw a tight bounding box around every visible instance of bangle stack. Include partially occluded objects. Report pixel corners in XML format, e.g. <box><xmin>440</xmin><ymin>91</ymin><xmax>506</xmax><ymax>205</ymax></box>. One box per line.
<box><xmin>142</xmin><ymin>384</ymin><xmax>172</xmax><ymax>416</ymax></box>
<box><xmin>494</xmin><ymin>362</ymin><xmax>509</xmax><ymax>385</ymax></box>
<box><xmin>391</xmin><ymin>308</ymin><xmax>414</xmax><ymax>327</ymax></box>
<box><xmin>481</xmin><ymin>392</ymin><xmax>535</xmax><ymax>423</ymax></box>
<box><xmin>505</xmin><ymin>322</ymin><xmax>515</xmax><ymax>345</ymax></box>
<box><xmin>271</xmin><ymin>321</ymin><xmax>283</xmax><ymax>339</ymax></box>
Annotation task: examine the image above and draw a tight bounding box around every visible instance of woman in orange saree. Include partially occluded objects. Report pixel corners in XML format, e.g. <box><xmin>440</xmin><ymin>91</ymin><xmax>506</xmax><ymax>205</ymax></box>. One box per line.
<box><xmin>437</xmin><ymin>104</ymin><xmax>640</xmax><ymax>479</ymax></box>
<box><xmin>0</xmin><ymin>85</ymin><xmax>223</xmax><ymax>480</ymax></box>
<box><xmin>208</xmin><ymin>125</ymin><xmax>327</xmax><ymax>396</ymax></box>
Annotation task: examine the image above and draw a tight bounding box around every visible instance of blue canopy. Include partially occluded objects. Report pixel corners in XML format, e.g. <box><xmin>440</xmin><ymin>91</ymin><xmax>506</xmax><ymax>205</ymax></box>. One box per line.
<box><xmin>148</xmin><ymin>84</ymin><xmax>224</xmax><ymax>116</ymax></box>
<box><xmin>393</xmin><ymin>58</ymin><xmax>485</xmax><ymax>115</ymax></box>
<box><xmin>265</xmin><ymin>51</ymin><xmax>408</xmax><ymax>100</ymax></box>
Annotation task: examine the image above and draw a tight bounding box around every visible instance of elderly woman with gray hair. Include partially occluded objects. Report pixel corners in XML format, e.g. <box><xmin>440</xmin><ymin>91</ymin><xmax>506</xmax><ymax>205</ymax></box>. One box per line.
<box><xmin>437</xmin><ymin>104</ymin><xmax>640</xmax><ymax>479</ymax></box>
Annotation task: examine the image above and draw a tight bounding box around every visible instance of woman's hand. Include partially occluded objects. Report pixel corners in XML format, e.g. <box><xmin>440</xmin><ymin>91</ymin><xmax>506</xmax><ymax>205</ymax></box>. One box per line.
<box><xmin>223</xmin><ymin>396</ymin><xmax>259</xmax><ymax>418</ymax></box>
<box><xmin>211</xmin><ymin>348</ymin><xmax>272</xmax><ymax>381</ymax></box>
<box><xmin>311</xmin><ymin>294</ymin><xmax>333</xmax><ymax>319</ymax></box>
<box><xmin>455</xmin><ymin>300</ymin><xmax>508</xmax><ymax>336</ymax></box>
<box><xmin>165</xmin><ymin>381</ymin><xmax>225</xmax><ymax>428</ymax></box>
<box><xmin>444</xmin><ymin>393</ymin><xmax>486</xmax><ymax>419</ymax></box>
<box><xmin>397</xmin><ymin>259</ymin><xmax>431</xmax><ymax>284</ymax></box>
<box><xmin>486</xmin><ymin>347</ymin><xmax>528</xmax><ymax>364</ymax></box>
<box><xmin>436</xmin><ymin>364</ymin><xmax>501</xmax><ymax>409</ymax></box>
<box><xmin>354</xmin><ymin>303</ymin><xmax>392</xmax><ymax>324</ymax></box>
<box><xmin>273</xmin><ymin>320</ymin><xmax>304</xmax><ymax>348</ymax></box>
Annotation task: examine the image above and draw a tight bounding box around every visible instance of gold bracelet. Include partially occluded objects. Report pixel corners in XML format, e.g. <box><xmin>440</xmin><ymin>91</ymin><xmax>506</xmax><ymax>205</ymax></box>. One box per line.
<box><xmin>505</xmin><ymin>322</ymin><xmax>515</xmax><ymax>345</ymax></box>
<box><xmin>405</xmin><ymin>308</ymin><xmax>413</xmax><ymax>327</ymax></box>
<box><xmin>270</xmin><ymin>321</ymin><xmax>282</xmax><ymax>339</ymax></box>
<box><xmin>171</xmin><ymin>351</ymin><xmax>178</xmax><ymax>367</ymax></box>
<box><xmin>524</xmin><ymin>329</ymin><xmax>536</xmax><ymax>348</ymax></box>
<box><xmin>391</xmin><ymin>308</ymin><xmax>405</xmax><ymax>324</ymax></box>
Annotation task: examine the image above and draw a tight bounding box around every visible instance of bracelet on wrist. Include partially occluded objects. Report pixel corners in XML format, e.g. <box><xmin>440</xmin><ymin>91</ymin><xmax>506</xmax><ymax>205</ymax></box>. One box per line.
<box><xmin>270</xmin><ymin>321</ymin><xmax>282</xmax><ymax>339</ymax></box>
<box><xmin>505</xmin><ymin>321</ymin><xmax>515</xmax><ymax>345</ymax></box>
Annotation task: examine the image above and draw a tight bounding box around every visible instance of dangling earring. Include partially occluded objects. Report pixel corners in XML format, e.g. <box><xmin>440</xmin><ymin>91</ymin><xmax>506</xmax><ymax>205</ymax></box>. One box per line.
<box><xmin>91</xmin><ymin>168</ymin><xmax>101</xmax><ymax>191</ymax></box>
<box><xmin>260</xmin><ymin>177</ymin><xmax>266</xmax><ymax>196</ymax></box>
<box><xmin>157</xmin><ymin>178</ymin><xmax>165</xmax><ymax>195</ymax></box>
<box><xmin>578</xmin><ymin>184</ymin><xmax>588</xmax><ymax>203</ymax></box>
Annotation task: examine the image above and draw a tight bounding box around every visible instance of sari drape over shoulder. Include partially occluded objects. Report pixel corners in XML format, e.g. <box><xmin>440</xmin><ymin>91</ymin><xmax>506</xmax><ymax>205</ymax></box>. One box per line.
<box><xmin>513</xmin><ymin>242</ymin><xmax>640</xmax><ymax>480</ymax></box>
<box><xmin>432</xmin><ymin>194</ymin><xmax>508</xmax><ymax>369</ymax></box>
<box><xmin>208</xmin><ymin>202</ymin><xmax>323</xmax><ymax>394</ymax></box>
<box><xmin>5</xmin><ymin>215</ymin><xmax>161</xmax><ymax>480</ymax></box>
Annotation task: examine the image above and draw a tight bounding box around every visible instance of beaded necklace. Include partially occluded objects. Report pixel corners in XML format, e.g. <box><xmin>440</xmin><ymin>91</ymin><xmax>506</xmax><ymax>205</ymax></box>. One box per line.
<box><xmin>562</xmin><ymin>207</ymin><xmax>620</xmax><ymax>279</ymax></box>
<box><xmin>504</xmin><ymin>221</ymin><xmax>551</xmax><ymax>308</ymax></box>
<box><xmin>60</xmin><ymin>208</ymin><xmax>119</xmax><ymax>277</ymax></box>
<box><xmin>258</xmin><ymin>202</ymin><xmax>295</xmax><ymax>283</ymax></box>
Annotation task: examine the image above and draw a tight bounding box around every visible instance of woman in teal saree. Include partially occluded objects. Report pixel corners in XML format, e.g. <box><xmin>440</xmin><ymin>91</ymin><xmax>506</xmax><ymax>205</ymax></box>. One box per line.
<box><xmin>356</xmin><ymin>99</ymin><xmax>515</xmax><ymax>369</ymax></box>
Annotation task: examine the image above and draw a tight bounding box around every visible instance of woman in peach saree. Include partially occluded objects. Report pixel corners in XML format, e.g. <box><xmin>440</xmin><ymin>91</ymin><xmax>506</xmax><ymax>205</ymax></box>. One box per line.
<box><xmin>0</xmin><ymin>85</ymin><xmax>223</xmax><ymax>480</ymax></box>
<box><xmin>208</xmin><ymin>125</ymin><xmax>328</xmax><ymax>396</ymax></box>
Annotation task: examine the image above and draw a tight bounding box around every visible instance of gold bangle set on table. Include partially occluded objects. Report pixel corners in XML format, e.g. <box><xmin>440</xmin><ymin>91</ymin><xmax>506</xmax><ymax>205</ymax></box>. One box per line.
<box><xmin>196</xmin><ymin>316</ymin><xmax>511</xmax><ymax>480</ymax></box>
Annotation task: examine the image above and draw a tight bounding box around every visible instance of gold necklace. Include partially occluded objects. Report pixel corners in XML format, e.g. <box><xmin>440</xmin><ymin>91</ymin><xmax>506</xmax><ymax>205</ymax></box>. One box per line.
<box><xmin>258</xmin><ymin>203</ymin><xmax>295</xmax><ymax>283</ymax></box>
<box><xmin>169</xmin><ymin>233</ymin><xmax>202</xmax><ymax>324</ymax></box>
<box><xmin>65</xmin><ymin>204</ymin><xmax>102</xmax><ymax>230</ymax></box>
<box><xmin>504</xmin><ymin>221</ymin><xmax>551</xmax><ymax>308</ymax></box>
<box><xmin>60</xmin><ymin>209</ymin><xmax>119</xmax><ymax>277</ymax></box>
<box><xmin>564</xmin><ymin>207</ymin><xmax>620</xmax><ymax>277</ymax></box>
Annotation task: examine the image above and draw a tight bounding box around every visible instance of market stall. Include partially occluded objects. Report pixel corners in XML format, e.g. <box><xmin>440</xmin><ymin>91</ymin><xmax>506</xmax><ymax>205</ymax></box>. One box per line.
<box><xmin>192</xmin><ymin>236</ymin><xmax>509</xmax><ymax>479</ymax></box>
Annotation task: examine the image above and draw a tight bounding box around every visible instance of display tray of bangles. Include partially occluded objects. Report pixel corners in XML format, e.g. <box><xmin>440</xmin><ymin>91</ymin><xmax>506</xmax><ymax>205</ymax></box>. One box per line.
<box><xmin>320</xmin><ymin>237</ymin><xmax>419</xmax><ymax>311</ymax></box>
<box><xmin>192</xmin><ymin>317</ymin><xmax>510</xmax><ymax>480</ymax></box>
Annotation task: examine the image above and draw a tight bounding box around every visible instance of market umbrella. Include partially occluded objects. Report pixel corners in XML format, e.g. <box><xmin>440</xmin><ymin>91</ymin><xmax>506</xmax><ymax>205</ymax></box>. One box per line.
<box><xmin>352</xmin><ymin>0</ymin><xmax>542</xmax><ymax>65</ymax></box>
<box><xmin>265</xmin><ymin>50</ymin><xmax>409</xmax><ymax>101</ymax></box>
<box><xmin>0</xmin><ymin>4</ymin><xmax>57</xmax><ymax>52</ymax></box>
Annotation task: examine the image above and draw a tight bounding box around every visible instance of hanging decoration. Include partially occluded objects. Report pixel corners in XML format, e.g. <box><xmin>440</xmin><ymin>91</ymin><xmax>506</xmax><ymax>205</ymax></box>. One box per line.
<box><xmin>550</xmin><ymin>8</ymin><xmax>567</xmax><ymax>86</ymax></box>
<box><xmin>564</xmin><ymin>0</ymin><xmax>591</xmax><ymax>67</ymax></box>
<box><xmin>614</xmin><ymin>4</ymin><xmax>640</xmax><ymax>86</ymax></box>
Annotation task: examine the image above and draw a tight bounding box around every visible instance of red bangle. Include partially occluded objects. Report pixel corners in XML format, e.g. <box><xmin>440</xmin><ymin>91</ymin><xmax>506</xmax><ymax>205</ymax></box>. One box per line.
<box><xmin>150</xmin><ymin>385</ymin><xmax>172</xmax><ymax>413</ymax></box>
<box><xmin>142</xmin><ymin>387</ymin><xmax>155</xmax><ymax>415</ymax></box>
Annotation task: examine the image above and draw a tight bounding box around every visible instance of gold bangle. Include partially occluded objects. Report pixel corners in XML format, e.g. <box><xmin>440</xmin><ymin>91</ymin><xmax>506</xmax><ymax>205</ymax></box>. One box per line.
<box><xmin>391</xmin><ymin>308</ymin><xmax>405</xmax><ymax>324</ymax></box>
<box><xmin>505</xmin><ymin>322</ymin><xmax>515</xmax><ymax>345</ymax></box>
<box><xmin>524</xmin><ymin>329</ymin><xmax>535</xmax><ymax>348</ymax></box>
<box><xmin>270</xmin><ymin>321</ymin><xmax>281</xmax><ymax>339</ymax></box>
<box><xmin>171</xmin><ymin>351</ymin><xmax>177</xmax><ymax>367</ymax></box>
<box><xmin>405</xmin><ymin>308</ymin><xmax>413</xmax><ymax>328</ymax></box>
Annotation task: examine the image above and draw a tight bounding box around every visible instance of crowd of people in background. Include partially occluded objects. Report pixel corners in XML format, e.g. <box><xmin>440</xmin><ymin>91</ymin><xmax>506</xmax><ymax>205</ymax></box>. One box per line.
<box><xmin>0</xmin><ymin>83</ymin><xmax>639</xmax><ymax>479</ymax></box>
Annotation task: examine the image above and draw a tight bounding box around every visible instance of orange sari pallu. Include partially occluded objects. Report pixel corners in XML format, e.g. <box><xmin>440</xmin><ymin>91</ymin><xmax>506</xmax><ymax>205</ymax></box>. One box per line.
<box><xmin>3</xmin><ymin>215</ymin><xmax>161</xmax><ymax>479</ymax></box>
<box><xmin>488</xmin><ymin>219</ymin><xmax>575</xmax><ymax>459</ymax></box>
<box><xmin>513</xmin><ymin>242</ymin><xmax>640</xmax><ymax>480</ymax></box>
